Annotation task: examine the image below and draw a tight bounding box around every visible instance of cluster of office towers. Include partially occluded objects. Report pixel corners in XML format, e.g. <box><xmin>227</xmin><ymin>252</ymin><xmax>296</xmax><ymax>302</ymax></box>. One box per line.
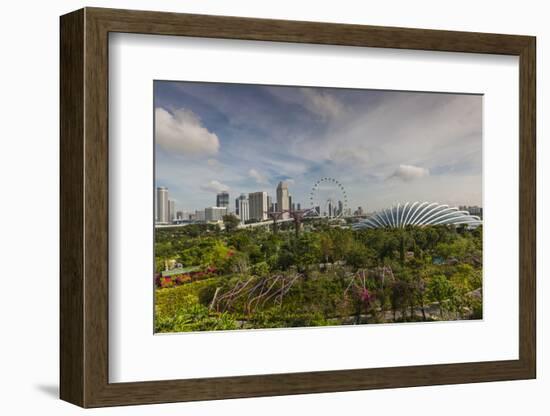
<box><xmin>155</xmin><ymin>181</ymin><xmax>301</xmax><ymax>225</ymax></box>
<box><xmin>225</xmin><ymin>181</ymin><xmax>301</xmax><ymax>224</ymax></box>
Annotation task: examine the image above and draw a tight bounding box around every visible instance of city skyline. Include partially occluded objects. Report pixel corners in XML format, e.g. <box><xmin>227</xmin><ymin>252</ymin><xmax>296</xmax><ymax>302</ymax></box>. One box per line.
<box><xmin>155</xmin><ymin>182</ymin><xmax>482</xmax><ymax>225</ymax></box>
<box><xmin>155</xmin><ymin>81</ymin><xmax>482</xmax><ymax>212</ymax></box>
<box><xmin>154</xmin><ymin>180</ymin><xmax>309</xmax><ymax>223</ymax></box>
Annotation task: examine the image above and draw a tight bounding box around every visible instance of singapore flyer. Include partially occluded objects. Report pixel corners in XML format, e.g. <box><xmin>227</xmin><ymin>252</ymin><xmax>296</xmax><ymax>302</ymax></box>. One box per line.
<box><xmin>309</xmin><ymin>177</ymin><xmax>348</xmax><ymax>218</ymax></box>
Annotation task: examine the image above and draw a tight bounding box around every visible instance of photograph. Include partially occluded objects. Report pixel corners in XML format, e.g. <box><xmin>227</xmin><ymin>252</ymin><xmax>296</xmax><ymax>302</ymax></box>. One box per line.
<box><xmin>0</xmin><ymin>1</ymin><xmax>540</xmax><ymax>412</ymax></box>
<box><xmin>153</xmin><ymin>81</ymin><xmax>483</xmax><ymax>333</ymax></box>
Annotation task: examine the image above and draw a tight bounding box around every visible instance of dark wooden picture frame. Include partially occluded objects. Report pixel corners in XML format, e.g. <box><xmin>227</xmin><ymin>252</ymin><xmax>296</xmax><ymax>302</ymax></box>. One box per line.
<box><xmin>60</xmin><ymin>7</ymin><xmax>536</xmax><ymax>408</ymax></box>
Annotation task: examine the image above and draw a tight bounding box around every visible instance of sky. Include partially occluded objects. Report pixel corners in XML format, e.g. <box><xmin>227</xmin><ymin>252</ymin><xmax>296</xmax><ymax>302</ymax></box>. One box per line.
<box><xmin>154</xmin><ymin>81</ymin><xmax>482</xmax><ymax>213</ymax></box>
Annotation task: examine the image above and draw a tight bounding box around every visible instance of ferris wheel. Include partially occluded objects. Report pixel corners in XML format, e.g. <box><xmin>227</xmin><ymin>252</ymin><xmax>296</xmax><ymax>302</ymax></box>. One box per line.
<box><xmin>309</xmin><ymin>177</ymin><xmax>348</xmax><ymax>218</ymax></box>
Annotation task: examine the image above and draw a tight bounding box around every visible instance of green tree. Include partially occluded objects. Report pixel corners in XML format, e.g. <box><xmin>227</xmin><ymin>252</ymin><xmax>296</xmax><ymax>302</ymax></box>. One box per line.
<box><xmin>345</xmin><ymin>242</ymin><xmax>375</xmax><ymax>269</ymax></box>
<box><xmin>251</xmin><ymin>261</ymin><xmax>270</xmax><ymax>276</ymax></box>
<box><xmin>390</xmin><ymin>280</ymin><xmax>408</xmax><ymax>321</ymax></box>
<box><xmin>223</xmin><ymin>214</ymin><xmax>240</xmax><ymax>232</ymax></box>
<box><xmin>281</xmin><ymin>233</ymin><xmax>321</xmax><ymax>272</ymax></box>
<box><xmin>224</xmin><ymin>251</ymin><xmax>249</xmax><ymax>274</ymax></box>
<box><xmin>428</xmin><ymin>274</ymin><xmax>455</xmax><ymax>318</ymax></box>
<box><xmin>154</xmin><ymin>241</ymin><xmax>173</xmax><ymax>272</ymax></box>
<box><xmin>397</xmin><ymin>229</ymin><xmax>413</xmax><ymax>265</ymax></box>
<box><xmin>331</xmin><ymin>230</ymin><xmax>355</xmax><ymax>261</ymax></box>
<box><xmin>319</xmin><ymin>233</ymin><xmax>334</xmax><ymax>263</ymax></box>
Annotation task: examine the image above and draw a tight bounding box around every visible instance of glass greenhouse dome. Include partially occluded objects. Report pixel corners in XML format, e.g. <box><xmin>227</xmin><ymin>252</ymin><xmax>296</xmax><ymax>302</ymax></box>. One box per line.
<box><xmin>353</xmin><ymin>202</ymin><xmax>482</xmax><ymax>229</ymax></box>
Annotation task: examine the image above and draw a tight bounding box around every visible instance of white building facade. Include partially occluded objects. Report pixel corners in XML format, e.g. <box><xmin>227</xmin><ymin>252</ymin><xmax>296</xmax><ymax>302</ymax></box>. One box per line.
<box><xmin>248</xmin><ymin>191</ymin><xmax>268</xmax><ymax>221</ymax></box>
<box><xmin>205</xmin><ymin>206</ymin><xmax>227</xmax><ymax>222</ymax></box>
<box><xmin>156</xmin><ymin>186</ymin><xmax>169</xmax><ymax>223</ymax></box>
<box><xmin>277</xmin><ymin>181</ymin><xmax>289</xmax><ymax>219</ymax></box>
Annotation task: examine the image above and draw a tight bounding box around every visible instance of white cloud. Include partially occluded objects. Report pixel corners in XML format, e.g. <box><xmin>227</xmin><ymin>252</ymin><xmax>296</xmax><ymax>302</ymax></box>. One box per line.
<box><xmin>301</xmin><ymin>88</ymin><xmax>344</xmax><ymax>119</ymax></box>
<box><xmin>330</xmin><ymin>148</ymin><xmax>370</xmax><ymax>166</ymax></box>
<box><xmin>156</xmin><ymin>85</ymin><xmax>482</xmax><ymax>211</ymax></box>
<box><xmin>248</xmin><ymin>168</ymin><xmax>268</xmax><ymax>184</ymax></box>
<box><xmin>200</xmin><ymin>180</ymin><xmax>229</xmax><ymax>193</ymax></box>
<box><xmin>389</xmin><ymin>164</ymin><xmax>430</xmax><ymax>182</ymax></box>
<box><xmin>155</xmin><ymin>107</ymin><xmax>219</xmax><ymax>156</ymax></box>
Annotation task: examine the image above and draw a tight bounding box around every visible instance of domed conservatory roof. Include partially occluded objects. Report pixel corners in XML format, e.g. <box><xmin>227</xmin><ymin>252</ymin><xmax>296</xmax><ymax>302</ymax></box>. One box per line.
<box><xmin>353</xmin><ymin>202</ymin><xmax>482</xmax><ymax>229</ymax></box>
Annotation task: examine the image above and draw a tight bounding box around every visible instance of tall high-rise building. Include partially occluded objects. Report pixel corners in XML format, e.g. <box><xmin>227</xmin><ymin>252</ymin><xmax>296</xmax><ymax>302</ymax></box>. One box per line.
<box><xmin>216</xmin><ymin>192</ymin><xmax>229</xmax><ymax>208</ymax></box>
<box><xmin>237</xmin><ymin>194</ymin><xmax>249</xmax><ymax>223</ymax></box>
<box><xmin>338</xmin><ymin>200</ymin><xmax>343</xmax><ymax>217</ymax></box>
<box><xmin>156</xmin><ymin>186</ymin><xmax>168</xmax><ymax>223</ymax></box>
<box><xmin>297</xmin><ymin>203</ymin><xmax>301</xmax><ymax>211</ymax></box>
<box><xmin>235</xmin><ymin>197</ymin><xmax>240</xmax><ymax>215</ymax></box>
<box><xmin>267</xmin><ymin>195</ymin><xmax>272</xmax><ymax>213</ymax></box>
<box><xmin>249</xmin><ymin>191</ymin><xmax>268</xmax><ymax>221</ymax></box>
<box><xmin>205</xmin><ymin>207</ymin><xmax>227</xmax><ymax>222</ymax></box>
<box><xmin>168</xmin><ymin>200</ymin><xmax>175</xmax><ymax>222</ymax></box>
<box><xmin>288</xmin><ymin>194</ymin><xmax>293</xmax><ymax>212</ymax></box>
<box><xmin>276</xmin><ymin>181</ymin><xmax>289</xmax><ymax>219</ymax></box>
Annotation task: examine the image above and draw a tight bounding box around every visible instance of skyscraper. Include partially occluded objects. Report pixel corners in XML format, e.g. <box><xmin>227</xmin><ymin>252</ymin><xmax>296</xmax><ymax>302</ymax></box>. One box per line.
<box><xmin>168</xmin><ymin>200</ymin><xmax>175</xmax><ymax>222</ymax></box>
<box><xmin>156</xmin><ymin>186</ymin><xmax>168</xmax><ymax>223</ymax></box>
<box><xmin>288</xmin><ymin>194</ymin><xmax>293</xmax><ymax>212</ymax></box>
<box><xmin>267</xmin><ymin>195</ymin><xmax>272</xmax><ymax>213</ymax></box>
<box><xmin>216</xmin><ymin>191</ymin><xmax>229</xmax><ymax>209</ymax></box>
<box><xmin>276</xmin><ymin>181</ymin><xmax>289</xmax><ymax>219</ymax></box>
<box><xmin>248</xmin><ymin>191</ymin><xmax>268</xmax><ymax>221</ymax></box>
<box><xmin>237</xmin><ymin>194</ymin><xmax>249</xmax><ymax>223</ymax></box>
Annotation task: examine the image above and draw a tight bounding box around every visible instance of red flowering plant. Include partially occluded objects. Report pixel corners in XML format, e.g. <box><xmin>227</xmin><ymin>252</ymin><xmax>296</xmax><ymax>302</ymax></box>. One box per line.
<box><xmin>175</xmin><ymin>274</ymin><xmax>192</xmax><ymax>285</ymax></box>
<box><xmin>159</xmin><ymin>276</ymin><xmax>174</xmax><ymax>289</ymax></box>
<box><xmin>360</xmin><ymin>288</ymin><xmax>374</xmax><ymax>307</ymax></box>
<box><xmin>345</xmin><ymin>270</ymin><xmax>376</xmax><ymax>324</ymax></box>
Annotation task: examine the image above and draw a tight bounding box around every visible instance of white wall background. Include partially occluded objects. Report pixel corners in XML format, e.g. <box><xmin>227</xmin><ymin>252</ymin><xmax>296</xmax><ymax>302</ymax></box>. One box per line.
<box><xmin>0</xmin><ymin>0</ymin><xmax>545</xmax><ymax>414</ymax></box>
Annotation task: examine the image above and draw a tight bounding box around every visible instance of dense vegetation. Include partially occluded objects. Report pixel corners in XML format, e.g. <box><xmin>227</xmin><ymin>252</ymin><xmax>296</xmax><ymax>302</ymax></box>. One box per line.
<box><xmin>155</xmin><ymin>220</ymin><xmax>482</xmax><ymax>333</ymax></box>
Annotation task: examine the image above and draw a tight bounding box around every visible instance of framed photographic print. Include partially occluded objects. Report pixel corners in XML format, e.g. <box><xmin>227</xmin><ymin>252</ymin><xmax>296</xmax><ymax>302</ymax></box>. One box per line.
<box><xmin>60</xmin><ymin>7</ymin><xmax>536</xmax><ymax>408</ymax></box>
